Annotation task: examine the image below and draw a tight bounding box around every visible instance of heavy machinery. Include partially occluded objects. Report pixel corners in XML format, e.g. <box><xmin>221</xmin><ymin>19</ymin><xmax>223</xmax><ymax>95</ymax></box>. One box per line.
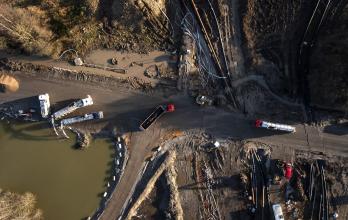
<box><xmin>52</xmin><ymin>95</ymin><xmax>93</xmax><ymax>120</ymax></box>
<box><xmin>255</xmin><ymin>120</ymin><xmax>296</xmax><ymax>133</ymax></box>
<box><xmin>284</xmin><ymin>163</ymin><xmax>293</xmax><ymax>180</ymax></box>
<box><xmin>139</xmin><ymin>104</ymin><xmax>175</xmax><ymax>130</ymax></box>
<box><xmin>272</xmin><ymin>204</ymin><xmax>285</xmax><ymax>220</ymax></box>
<box><xmin>196</xmin><ymin>95</ymin><xmax>213</xmax><ymax>106</ymax></box>
<box><xmin>60</xmin><ymin>111</ymin><xmax>103</xmax><ymax>128</ymax></box>
<box><xmin>38</xmin><ymin>93</ymin><xmax>50</xmax><ymax>118</ymax></box>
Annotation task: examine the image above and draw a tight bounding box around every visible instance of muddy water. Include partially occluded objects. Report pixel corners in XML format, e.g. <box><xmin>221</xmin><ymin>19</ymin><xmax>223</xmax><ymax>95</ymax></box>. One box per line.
<box><xmin>0</xmin><ymin>121</ymin><xmax>113</xmax><ymax>220</ymax></box>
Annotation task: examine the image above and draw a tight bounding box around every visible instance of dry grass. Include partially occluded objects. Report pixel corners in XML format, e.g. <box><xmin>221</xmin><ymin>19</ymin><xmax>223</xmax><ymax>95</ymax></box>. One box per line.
<box><xmin>243</xmin><ymin>0</ymin><xmax>301</xmax><ymax>45</ymax></box>
<box><xmin>0</xmin><ymin>188</ymin><xmax>43</xmax><ymax>220</ymax></box>
<box><xmin>0</xmin><ymin>3</ymin><xmax>54</xmax><ymax>56</ymax></box>
<box><xmin>309</xmin><ymin>7</ymin><xmax>348</xmax><ymax>110</ymax></box>
<box><xmin>0</xmin><ymin>0</ymin><xmax>101</xmax><ymax>57</ymax></box>
<box><xmin>0</xmin><ymin>0</ymin><xmax>163</xmax><ymax>57</ymax></box>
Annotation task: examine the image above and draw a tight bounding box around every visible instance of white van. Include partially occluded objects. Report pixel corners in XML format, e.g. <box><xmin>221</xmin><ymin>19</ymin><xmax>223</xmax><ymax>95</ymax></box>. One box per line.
<box><xmin>272</xmin><ymin>204</ymin><xmax>284</xmax><ymax>220</ymax></box>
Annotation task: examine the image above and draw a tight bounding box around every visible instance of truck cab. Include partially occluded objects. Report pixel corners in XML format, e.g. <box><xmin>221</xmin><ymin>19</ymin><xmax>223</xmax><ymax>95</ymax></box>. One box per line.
<box><xmin>38</xmin><ymin>93</ymin><xmax>50</xmax><ymax>118</ymax></box>
<box><xmin>272</xmin><ymin>204</ymin><xmax>284</xmax><ymax>220</ymax></box>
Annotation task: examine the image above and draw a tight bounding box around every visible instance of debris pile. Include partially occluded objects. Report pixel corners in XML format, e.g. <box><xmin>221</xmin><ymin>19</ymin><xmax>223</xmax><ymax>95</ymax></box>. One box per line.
<box><xmin>239</xmin><ymin>145</ymin><xmax>272</xmax><ymax>218</ymax></box>
<box><xmin>71</xmin><ymin>129</ymin><xmax>91</xmax><ymax>149</ymax></box>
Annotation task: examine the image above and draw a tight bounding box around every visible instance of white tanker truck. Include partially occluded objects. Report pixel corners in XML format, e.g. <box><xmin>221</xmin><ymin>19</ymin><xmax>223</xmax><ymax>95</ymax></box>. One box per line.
<box><xmin>255</xmin><ymin>119</ymin><xmax>296</xmax><ymax>133</ymax></box>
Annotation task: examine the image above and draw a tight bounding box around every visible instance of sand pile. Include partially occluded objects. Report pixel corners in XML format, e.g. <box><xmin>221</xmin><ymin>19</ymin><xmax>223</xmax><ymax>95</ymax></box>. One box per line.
<box><xmin>0</xmin><ymin>74</ymin><xmax>19</xmax><ymax>92</ymax></box>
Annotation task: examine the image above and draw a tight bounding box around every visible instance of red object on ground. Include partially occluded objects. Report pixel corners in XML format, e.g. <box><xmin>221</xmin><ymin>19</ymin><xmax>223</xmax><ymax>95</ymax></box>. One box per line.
<box><xmin>284</xmin><ymin>163</ymin><xmax>293</xmax><ymax>180</ymax></box>
<box><xmin>166</xmin><ymin>104</ymin><xmax>175</xmax><ymax>112</ymax></box>
<box><xmin>255</xmin><ymin>119</ymin><xmax>262</xmax><ymax>127</ymax></box>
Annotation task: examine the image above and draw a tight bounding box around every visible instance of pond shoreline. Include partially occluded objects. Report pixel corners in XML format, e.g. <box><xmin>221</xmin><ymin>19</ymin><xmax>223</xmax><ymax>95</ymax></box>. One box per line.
<box><xmin>0</xmin><ymin>120</ymin><xmax>116</xmax><ymax>220</ymax></box>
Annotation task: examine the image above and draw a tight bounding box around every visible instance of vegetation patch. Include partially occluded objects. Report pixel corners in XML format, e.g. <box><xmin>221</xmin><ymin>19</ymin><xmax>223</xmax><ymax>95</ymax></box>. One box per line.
<box><xmin>0</xmin><ymin>188</ymin><xmax>43</xmax><ymax>220</ymax></box>
<box><xmin>0</xmin><ymin>0</ymin><xmax>164</xmax><ymax>57</ymax></box>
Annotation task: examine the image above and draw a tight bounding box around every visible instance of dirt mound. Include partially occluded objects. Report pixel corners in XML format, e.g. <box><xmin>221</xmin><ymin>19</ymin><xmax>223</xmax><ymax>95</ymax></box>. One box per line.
<box><xmin>0</xmin><ymin>74</ymin><xmax>19</xmax><ymax>92</ymax></box>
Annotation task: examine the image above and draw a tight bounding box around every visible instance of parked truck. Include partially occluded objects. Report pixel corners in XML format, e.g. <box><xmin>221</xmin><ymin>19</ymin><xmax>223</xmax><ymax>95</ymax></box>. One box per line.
<box><xmin>272</xmin><ymin>204</ymin><xmax>285</xmax><ymax>220</ymax></box>
<box><xmin>52</xmin><ymin>95</ymin><xmax>93</xmax><ymax>120</ymax></box>
<box><xmin>38</xmin><ymin>93</ymin><xmax>50</xmax><ymax>118</ymax></box>
<box><xmin>60</xmin><ymin>111</ymin><xmax>103</xmax><ymax>127</ymax></box>
<box><xmin>139</xmin><ymin>104</ymin><xmax>175</xmax><ymax>130</ymax></box>
<box><xmin>255</xmin><ymin>119</ymin><xmax>296</xmax><ymax>133</ymax></box>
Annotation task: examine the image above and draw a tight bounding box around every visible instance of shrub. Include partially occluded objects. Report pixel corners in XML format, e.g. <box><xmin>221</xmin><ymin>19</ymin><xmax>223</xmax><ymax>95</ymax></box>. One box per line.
<box><xmin>0</xmin><ymin>188</ymin><xmax>43</xmax><ymax>220</ymax></box>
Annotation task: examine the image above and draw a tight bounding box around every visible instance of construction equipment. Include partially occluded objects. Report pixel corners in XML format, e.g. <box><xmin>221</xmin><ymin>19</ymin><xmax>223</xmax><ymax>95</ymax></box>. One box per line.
<box><xmin>60</xmin><ymin>111</ymin><xmax>103</xmax><ymax>127</ymax></box>
<box><xmin>52</xmin><ymin>95</ymin><xmax>93</xmax><ymax>120</ymax></box>
<box><xmin>139</xmin><ymin>104</ymin><xmax>175</xmax><ymax>130</ymax></box>
<box><xmin>38</xmin><ymin>93</ymin><xmax>50</xmax><ymax>118</ymax></box>
<box><xmin>255</xmin><ymin>120</ymin><xmax>296</xmax><ymax>133</ymax></box>
<box><xmin>272</xmin><ymin>204</ymin><xmax>285</xmax><ymax>220</ymax></box>
<box><xmin>284</xmin><ymin>163</ymin><xmax>293</xmax><ymax>180</ymax></box>
<box><xmin>196</xmin><ymin>95</ymin><xmax>213</xmax><ymax>106</ymax></box>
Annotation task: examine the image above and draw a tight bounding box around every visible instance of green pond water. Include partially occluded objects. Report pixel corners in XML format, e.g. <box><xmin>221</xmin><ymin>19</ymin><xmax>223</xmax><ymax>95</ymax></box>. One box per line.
<box><xmin>0</xmin><ymin>121</ymin><xmax>113</xmax><ymax>220</ymax></box>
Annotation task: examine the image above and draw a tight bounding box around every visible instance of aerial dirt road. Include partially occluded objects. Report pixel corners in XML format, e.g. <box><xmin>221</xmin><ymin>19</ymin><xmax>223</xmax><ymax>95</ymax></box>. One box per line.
<box><xmin>1</xmin><ymin>75</ymin><xmax>347</xmax><ymax>220</ymax></box>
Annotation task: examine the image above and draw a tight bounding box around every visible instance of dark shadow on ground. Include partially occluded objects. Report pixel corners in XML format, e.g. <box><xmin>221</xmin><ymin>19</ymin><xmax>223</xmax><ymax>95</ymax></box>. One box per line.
<box><xmin>230</xmin><ymin>210</ymin><xmax>253</xmax><ymax>220</ymax></box>
<box><xmin>107</xmin><ymin>107</ymin><xmax>155</xmax><ymax>133</ymax></box>
<box><xmin>51</xmin><ymin>98</ymin><xmax>78</xmax><ymax>112</ymax></box>
<box><xmin>1</xmin><ymin>121</ymin><xmax>58</xmax><ymax>141</ymax></box>
<box><xmin>1</xmin><ymin>92</ymin><xmax>294</xmax><ymax>142</ymax></box>
<box><xmin>100</xmin><ymin>94</ymin><xmax>294</xmax><ymax>141</ymax></box>
<box><xmin>0</xmin><ymin>96</ymin><xmax>96</xmax><ymax>141</ymax></box>
<box><xmin>154</xmin><ymin>54</ymin><xmax>171</xmax><ymax>62</ymax></box>
<box><xmin>0</xmin><ymin>95</ymin><xmax>39</xmax><ymax>111</ymax></box>
<box><xmin>323</xmin><ymin>122</ymin><xmax>348</xmax><ymax>135</ymax></box>
<box><xmin>331</xmin><ymin>194</ymin><xmax>348</xmax><ymax>206</ymax></box>
<box><xmin>0</xmin><ymin>84</ymin><xmax>5</xmax><ymax>93</ymax></box>
<box><xmin>179</xmin><ymin>174</ymin><xmax>241</xmax><ymax>191</ymax></box>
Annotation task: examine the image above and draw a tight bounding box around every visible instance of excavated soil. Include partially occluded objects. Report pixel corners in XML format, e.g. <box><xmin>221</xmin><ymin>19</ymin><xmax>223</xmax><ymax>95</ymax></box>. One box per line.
<box><xmin>134</xmin><ymin>133</ymin><xmax>348</xmax><ymax>220</ymax></box>
<box><xmin>0</xmin><ymin>73</ymin><xmax>19</xmax><ymax>92</ymax></box>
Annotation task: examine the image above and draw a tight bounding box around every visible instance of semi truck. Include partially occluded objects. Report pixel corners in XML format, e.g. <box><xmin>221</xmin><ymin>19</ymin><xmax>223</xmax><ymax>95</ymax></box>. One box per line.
<box><xmin>52</xmin><ymin>95</ymin><xmax>93</xmax><ymax>120</ymax></box>
<box><xmin>60</xmin><ymin>111</ymin><xmax>103</xmax><ymax>127</ymax></box>
<box><xmin>139</xmin><ymin>104</ymin><xmax>175</xmax><ymax>130</ymax></box>
<box><xmin>255</xmin><ymin>119</ymin><xmax>296</xmax><ymax>133</ymax></box>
